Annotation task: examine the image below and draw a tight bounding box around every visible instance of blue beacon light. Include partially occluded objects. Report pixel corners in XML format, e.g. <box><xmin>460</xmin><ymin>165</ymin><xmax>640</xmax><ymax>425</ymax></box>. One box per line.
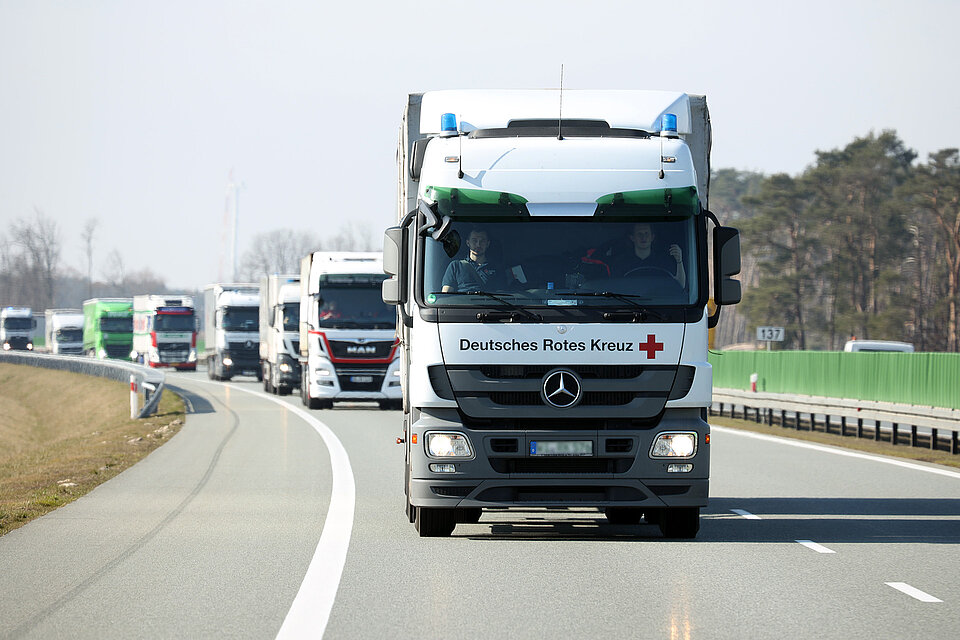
<box><xmin>440</xmin><ymin>112</ymin><xmax>458</xmax><ymax>134</ymax></box>
<box><xmin>661</xmin><ymin>113</ymin><xmax>678</xmax><ymax>134</ymax></box>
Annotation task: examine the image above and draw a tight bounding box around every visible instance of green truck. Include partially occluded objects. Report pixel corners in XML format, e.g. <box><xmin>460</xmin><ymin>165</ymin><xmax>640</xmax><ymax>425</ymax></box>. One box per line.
<box><xmin>83</xmin><ymin>298</ymin><xmax>134</xmax><ymax>360</ymax></box>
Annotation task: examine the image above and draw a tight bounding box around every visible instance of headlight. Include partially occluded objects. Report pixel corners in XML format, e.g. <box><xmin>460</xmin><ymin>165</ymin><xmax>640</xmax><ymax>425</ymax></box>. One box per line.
<box><xmin>188</xmin><ymin>349</ymin><xmax>197</xmax><ymax>362</ymax></box>
<box><xmin>26</xmin><ymin>343</ymin><xmax>34</xmax><ymax>350</ymax></box>
<box><xmin>650</xmin><ymin>432</ymin><xmax>697</xmax><ymax>459</ymax></box>
<box><xmin>426</xmin><ymin>432</ymin><xmax>473</xmax><ymax>458</ymax></box>
<box><xmin>2</xmin><ymin>343</ymin><xmax>9</xmax><ymax>351</ymax></box>
<box><xmin>98</xmin><ymin>349</ymin><xmax>107</xmax><ymax>359</ymax></box>
<box><xmin>149</xmin><ymin>351</ymin><xmax>160</xmax><ymax>363</ymax></box>
<box><xmin>315</xmin><ymin>368</ymin><xmax>332</xmax><ymax>376</ymax></box>
<box><xmin>393</xmin><ymin>369</ymin><xmax>401</xmax><ymax>377</ymax></box>
<box><xmin>222</xmin><ymin>357</ymin><xmax>233</xmax><ymax>367</ymax></box>
<box><xmin>279</xmin><ymin>363</ymin><xmax>292</xmax><ymax>373</ymax></box>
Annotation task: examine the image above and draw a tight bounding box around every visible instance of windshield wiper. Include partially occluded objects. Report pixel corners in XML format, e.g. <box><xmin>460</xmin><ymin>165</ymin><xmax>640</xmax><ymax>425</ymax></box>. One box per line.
<box><xmin>463</xmin><ymin>290</ymin><xmax>543</xmax><ymax>322</ymax></box>
<box><xmin>565</xmin><ymin>291</ymin><xmax>664</xmax><ymax>321</ymax></box>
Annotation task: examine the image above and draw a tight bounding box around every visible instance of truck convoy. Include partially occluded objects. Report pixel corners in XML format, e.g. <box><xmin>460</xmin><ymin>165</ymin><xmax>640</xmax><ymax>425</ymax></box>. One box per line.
<box><xmin>44</xmin><ymin>309</ymin><xmax>84</xmax><ymax>355</ymax></box>
<box><xmin>259</xmin><ymin>274</ymin><xmax>302</xmax><ymax>395</ymax></box>
<box><xmin>1</xmin><ymin>307</ymin><xmax>36</xmax><ymax>351</ymax></box>
<box><xmin>383</xmin><ymin>90</ymin><xmax>742</xmax><ymax>537</ymax></box>
<box><xmin>82</xmin><ymin>298</ymin><xmax>134</xmax><ymax>359</ymax></box>
<box><xmin>203</xmin><ymin>283</ymin><xmax>261</xmax><ymax>380</ymax></box>
<box><xmin>298</xmin><ymin>252</ymin><xmax>401</xmax><ymax>410</ymax></box>
<box><xmin>132</xmin><ymin>295</ymin><xmax>198</xmax><ymax>370</ymax></box>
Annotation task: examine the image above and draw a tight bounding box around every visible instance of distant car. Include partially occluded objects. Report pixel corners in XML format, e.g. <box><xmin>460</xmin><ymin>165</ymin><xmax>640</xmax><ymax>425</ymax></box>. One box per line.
<box><xmin>843</xmin><ymin>340</ymin><xmax>914</xmax><ymax>353</ymax></box>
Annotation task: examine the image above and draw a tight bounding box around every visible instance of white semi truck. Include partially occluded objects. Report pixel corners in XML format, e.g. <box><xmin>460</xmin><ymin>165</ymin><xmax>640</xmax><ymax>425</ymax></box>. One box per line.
<box><xmin>383</xmin><ymin>90</ymin><xmax>742</xmax><ymax>537</ymax></box>
<box><xmin>44</xmin><ymin>309</ymin><xmax>84</xmax><ymax>355</ymax></box>
<box><xmin>1</xmin><ymin>307</ymin><xmax>36</xmax><ymax>351</ymax></box>
<box><xmin>259</xmin><ymin>274</ymin><xmax>302</xmax><ymax>395</ymax></box>
<box><xmin>298</xmin><ymin>252</ymin><xmax>401</xmax><ymax>410</ymax></box>
<box><xmin>203</xmin><ymin>283</ymin><xmax>261</xmax><ymax>381</ymax></box>
<box><xmin>132</xmin><ymin>295</ymin><xmax>198</xmax><ymax>370</ymax></box>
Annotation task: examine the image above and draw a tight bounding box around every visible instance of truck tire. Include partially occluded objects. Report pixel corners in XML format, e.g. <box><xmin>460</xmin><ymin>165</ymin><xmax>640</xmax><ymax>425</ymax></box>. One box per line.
<box><xmin>658</xmin><ymin>507</ymin><xmax>700</xmax><ymax>539</ymax></box>
<box><xmin>278</xmin><ymin>385</ymin><xmax>291</xmax><ymax>396</ymax></box>
<box><xmin>604</xmin><ymin>507</ymin><xmax>643</xmax><ymax>525</ymax></box>
<box><xmin>415</xmin><ymin>507</ymin><xmax>456</xmax><ymax>537</ymax></box>
<box><xmin>263</xmin><ymin>364</ymin><xmax>272</xmax><ymax>393</ymax></box>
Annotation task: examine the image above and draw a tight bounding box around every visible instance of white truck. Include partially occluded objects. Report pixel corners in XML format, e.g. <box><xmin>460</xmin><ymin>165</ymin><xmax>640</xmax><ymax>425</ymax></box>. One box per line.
<box><xmin>1</xmin><ymin>307</ymin><xmax>36</xmax><ymax>351</ymax></box>
<box><xmin>298</xmin><ymin>252</ymin><xmax>401</xmax><ymax>410</ymax></box>
<box><xmin>203</xmin><ymin>284</ymin><xmax>261</xmax><ymax>381</ymax></box>
<box><xmin>382</xmin><ymin>90</ymin><xmax>742</xmax><ymax>537</ymax></box>
<box><xmin>132</xmin><ymin>295</ymin><xmax>198</xmax><ymax>370</ymax></box>
<box><xmin>44</xmin><ymin>309</ymin><xmax>84</xmax><ymax>355</ymax></box>
<box><xmin>259</xmin><ymin>274</ymin><xmax>302</xmax><ymax>395</ymax></box>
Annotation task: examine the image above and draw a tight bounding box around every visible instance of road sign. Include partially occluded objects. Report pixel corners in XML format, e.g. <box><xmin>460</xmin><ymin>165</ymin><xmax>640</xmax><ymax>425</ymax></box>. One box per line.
<box><xmin>756</xmin><ymin>326</ymin><xmax>785</xmax><ymax>341</ymax></box>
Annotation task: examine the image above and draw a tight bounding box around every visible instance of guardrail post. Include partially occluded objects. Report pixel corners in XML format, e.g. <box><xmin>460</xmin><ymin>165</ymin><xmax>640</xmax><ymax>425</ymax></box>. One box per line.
<box><xmin>840</xmin><ymin>416</ymin><xmax>847</xmax><ymax>437</ymax></box>
<box><xmin>754</xmin><ymin>407</ymin><xmax>761</xmax><ymax>424</ymax></box>
<box><xmin>911</xmin><ymin>425</ymin><xmax>917</xmax><ymax>447</ymax></box>
<box><xmin>952</xmin><ymin>431</ymin><xmax>958</xmax><ymax>455</ymax></box>
<box><xmin>857</xmin><ymin>418</ymin><xmax>863</xmax><ymax>438</ymax></box>
<box><xmin>931</xmin><ymin>428</ymin><xmax>938</xmax><ymax>451</ymax></box>
<box><xmin>825</xmin><ymin>415</ymin><xmax>831</xmax><ymax>434</ymax></box>
<box><xmin>892</xmin><ymin>423</ymin><xmax>898</xmax><ymax>446</ymax></box>
<box><xmin>874</xmin><ymin>420</ymin><xmax>881</xmax><ymax>442</ymax></box>
<box><xmin>129</xmin><ymin>375</ymin><xmax>138</xmax><ymax>419</ymax></box>
<box><xmin>780</xmin><ymin>409</ymin><xmax>785</xmax><ymax>427</ymax></box>
<box><xmin>809</xmin><ymin>413</ymin><xmax>815</xmax><ymax>432</ymax></box>
<box><xmin>766</xmin><ymin>408</ymin><xmax>772</xmax><ymax>426</ymax></box>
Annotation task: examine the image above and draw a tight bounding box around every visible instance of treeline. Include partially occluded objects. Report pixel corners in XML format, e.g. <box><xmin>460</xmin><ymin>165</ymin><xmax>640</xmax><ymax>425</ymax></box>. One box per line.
<box><xmin>711</xmin><ymin>131</ymin><xmax>960</xmax><ymax>352</ymax></box>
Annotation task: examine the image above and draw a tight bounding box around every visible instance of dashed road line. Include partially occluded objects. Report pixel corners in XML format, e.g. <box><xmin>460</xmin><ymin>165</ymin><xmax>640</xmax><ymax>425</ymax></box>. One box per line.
<box><xmin>885</xmin><ymin>582</ymin><xmax>943</xmax><ymax>603</ymax></box>
<box><xmin>731</xmin><ymin>509</ymin><xmax>761</xmax><ymax>520</ymax></box>
<box><xmin>796</xmin><ymin>540</ymin><xmax>836</xmax><ymax>554</ymax></box>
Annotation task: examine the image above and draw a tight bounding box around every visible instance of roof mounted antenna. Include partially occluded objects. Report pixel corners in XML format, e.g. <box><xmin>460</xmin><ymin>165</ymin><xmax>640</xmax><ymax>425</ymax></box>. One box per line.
<box><xmin>557</xmin><ymin>64</ymin><xmax>564</xmax><ymax>141</ymax></box>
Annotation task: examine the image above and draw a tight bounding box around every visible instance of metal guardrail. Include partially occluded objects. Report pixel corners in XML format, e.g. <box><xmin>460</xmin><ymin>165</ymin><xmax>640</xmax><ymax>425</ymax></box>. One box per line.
<box><xmin>711</xmin><ymin>388</ymin><xmax>960</xmax><ymax>455</ymax></box>
<box><xmin>0</xmin><ymin>351</ymin><xmax>165</xmax><ymax>418</ymax></box>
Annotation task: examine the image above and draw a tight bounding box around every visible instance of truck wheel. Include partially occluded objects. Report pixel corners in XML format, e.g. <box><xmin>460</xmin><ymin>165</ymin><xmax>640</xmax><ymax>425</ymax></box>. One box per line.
<box><xmin>604</xmin><ymin>507</ymin><xmax>643</xmax><ymax>525</ymax></box>
<box><xmin>406</xmin><ymin>500</ymin><xmax>416</xmax><ymax>524</ymax></box>
<box><xmin>308</xmin><ymin>397</ymin><xmax>331</xmax><ymax>410</ymax></box>
<box><xmin>456</xmin><ymin>508</ymin><xmax>482</xmax><ymax>524</ymax></box>
<box><xmin>658</xmin><ymin>507</ymin><xmax>700</xmax><ymax>539</ymax></box>
<box><xmin>278</xmin><ymin>385</ymin><xmax>291</xmax><ymax>396</ymax></box>
<box><xmin>415</xmin><ymin>507</ymin><xmax>456</xmax><ymax>537</ymax></box>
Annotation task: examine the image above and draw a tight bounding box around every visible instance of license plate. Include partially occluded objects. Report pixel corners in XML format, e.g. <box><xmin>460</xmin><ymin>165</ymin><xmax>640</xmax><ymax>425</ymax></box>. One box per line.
<box><xmin>530</xmin><ymin>440</ymin><xmax>593</xmax><ymax>456</ymax></box>
<box><xmin>350</xmin><ymin>375</ymin><xmax>374</xmax><ymax>383</ymax></box>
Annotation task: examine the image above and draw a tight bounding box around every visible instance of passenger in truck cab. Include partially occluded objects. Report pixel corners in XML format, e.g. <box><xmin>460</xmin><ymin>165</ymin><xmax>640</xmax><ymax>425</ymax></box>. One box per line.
<box><xmin>612</xmin><ymin>222</ymin><xmax>685</xmax><ymax>287</ymax></box>
<box><xmin>441</xmin><ymin>228</ymin><xmax>506</xmax><ymax>293</ymax></box>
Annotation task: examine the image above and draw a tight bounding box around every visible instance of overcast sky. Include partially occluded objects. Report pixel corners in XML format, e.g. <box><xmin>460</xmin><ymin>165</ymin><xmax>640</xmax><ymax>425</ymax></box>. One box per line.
<box><xmin>2</xmin><ymin>0</ymin><xmax>958</xmax><ymax>290</ymax></box>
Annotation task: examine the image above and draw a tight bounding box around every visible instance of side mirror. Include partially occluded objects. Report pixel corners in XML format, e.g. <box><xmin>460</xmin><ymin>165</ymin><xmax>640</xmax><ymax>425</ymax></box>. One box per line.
<box><xmin>382</xmin><ymin>226</ymin><xmax>405</xmax><ymax>306</ymax></box>
<box><xmin>409</xmin><ymin>138</ymin><xmax>429</xmax><ymax>181</ymax></box>
<box><xmin>713</xmin><ymin>226</ymin><xmax>742</xmax><ymax>306</ymax></box>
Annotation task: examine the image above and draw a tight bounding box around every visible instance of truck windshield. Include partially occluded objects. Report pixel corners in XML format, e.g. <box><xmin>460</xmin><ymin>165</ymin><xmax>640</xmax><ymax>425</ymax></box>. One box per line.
<box><xmin>282</xmin><ymin>303</ymin><xmax>300</xmax><ymax>331</ymax></box>
<box><xmin>100</xmin><ymin>317</ymin><xmax>132</xmax><ymax>332</ymax></box>
<box><xmin>154</xmin><ymin>313</ymin><xmax>194</xmax><ymax>332</ymax></box>
<box><xmin>56</xmin><ymin>329</ymin><xmax>83</xmax><ymax>342</ymax></box>
<box><xmin>222</xmin><ymin>308</ymin><xmax>258</xmax><ymax>331</ymax></box>
<box><xmin>318</xmin><ymin>274</ymin><xmax>394</xmax><ymax>329</ymax></box>
<box><xmin>422</xmin><ymin>216</ymin><xmax>699</xmax><ymax>307</ymax></box>
<box><xmin>2</xmin><ymin>318</ymin><xmax>32</xmax><ymax>330</ymax></box>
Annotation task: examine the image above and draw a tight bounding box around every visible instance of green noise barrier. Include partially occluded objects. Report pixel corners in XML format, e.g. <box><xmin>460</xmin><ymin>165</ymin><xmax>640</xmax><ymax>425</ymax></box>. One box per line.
<box><xmin>709</xmin><ymin>351</ymin><xmax>960</xmax><ymax>410</ymax></box>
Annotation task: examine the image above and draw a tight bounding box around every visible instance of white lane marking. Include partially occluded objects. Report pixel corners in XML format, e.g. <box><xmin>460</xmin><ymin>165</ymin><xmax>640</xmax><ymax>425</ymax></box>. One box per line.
<box><xmin>711</xmin><ymin>425</ymin><xmax>960</xmax><ymax>480</ymax></box>
<box><xmin>796</xmin><ymin>540</ymin><xmax>836</xmax><ymax>554</ymax></box>
<box><xmin>731</xmin><ymin>509</ymin><xmax>761</xmax><ymax>520</ymax></box>
<box><xmin>885</xmin><ymin>582</ymin><xmax>943</xmax><ymax>603</ymax></box>
<box><xmin>189</xmin><ymin>379</ymin><xmax>355</xmax><ymax>638</ymax></box>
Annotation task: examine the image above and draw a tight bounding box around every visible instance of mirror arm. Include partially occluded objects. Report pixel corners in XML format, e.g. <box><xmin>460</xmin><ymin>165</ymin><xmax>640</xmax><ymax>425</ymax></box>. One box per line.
<box><xmin>707</xmin><ymin>304</ymin><xmax>722</xmax><ymax>329</ymax></box>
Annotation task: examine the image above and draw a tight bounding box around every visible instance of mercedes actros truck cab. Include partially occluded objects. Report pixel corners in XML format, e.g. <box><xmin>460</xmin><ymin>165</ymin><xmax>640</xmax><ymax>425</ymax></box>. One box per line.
<box><xmin>384</xmin><ymin>90</ymin><xmax>742</xmax><ymax>537</ymax></box>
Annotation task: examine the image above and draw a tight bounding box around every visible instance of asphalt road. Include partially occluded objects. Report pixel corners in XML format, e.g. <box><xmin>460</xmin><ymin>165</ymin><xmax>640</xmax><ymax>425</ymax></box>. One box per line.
<box><xmin>1</xmin><ymin>371</ymin><xmax>958</xmax><ymax>639</ymax></box>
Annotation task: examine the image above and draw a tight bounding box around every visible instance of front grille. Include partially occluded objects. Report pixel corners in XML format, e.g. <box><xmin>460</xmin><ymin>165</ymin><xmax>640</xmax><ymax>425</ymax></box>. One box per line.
<box><xmin>335</xmin><ymin>364</ymin><xmax>386</xmax><ymax>391</ymax></box>
<box><xmin>158</xmin><ymin>342</ymin><xmax>190</xmax><ymax>362</ymax></box>
<box><xmin>489</xmin><ymin>458</ymin><xmax>633</xmax><ymax>474</ymax></box>
<box><xmin>227</xmin><ymin>340</ymin><xmax>259</xmax><ymax>365</ymax></box>
<box><xmin>490</xmin><ymin>438</ymin><xmax>519</xmax><ymax>453</ymax></box>
<box><xmin>605</xmin><ymin>438</ymin><xmax>634</xmax><ymax>453</ymax></box>
<box><xmin>104</xmin><ymin>343</ymin><xmax>131</xmax><ymax>358</ymax></box>
<box><xmin>328</xmin><ymin>339</ymin><xmax>394</xmax><ymax>359</ymax></box>
<box><xmin>481</xmin><ymin>364</ymin><xmax>644</xmax><ymax>379</ymax></box>
<box><xmin>6</xmin><ymin>336</ymin><xmax>30</xmax><ymax>349</ymax></box>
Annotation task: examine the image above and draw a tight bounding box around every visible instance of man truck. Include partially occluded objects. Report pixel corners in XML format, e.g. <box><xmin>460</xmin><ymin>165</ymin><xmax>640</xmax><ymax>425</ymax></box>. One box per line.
<box><xmin>203</xmin><ymin>283</ymin><xmax>261</xmax><ymax>381</ymax></box>
<box><xmin>260</xmin><ymin>274</ymin><xmax>302</xmax><ymax>395</ymax></box>
<box><xmin>298</xmin><ymin>252</ymin><xmax>401</xmax><ymax>410</ymax></box>
<box><xmin>44</xmin><ymin>309</ymin><xmax>84</xmax><ymax>355</ymax></box>
<box><xmin>132</xmin><ymin>295</ymin><xmax>198</xmax><ymax>370</ymax></box>
<box><xmin>83</xmin><ymin>298</ymin><xmax>134</xmax><ymax>360</ymax></box>
<box><xmin>1</xmin><ymin>307</ymin><xmax>36</xmax><ymax>351</ymax></box>
<box><xmin>383</xmin><ymin>90</ymin><xmax>742</xmax><ymax>537</ymax></box>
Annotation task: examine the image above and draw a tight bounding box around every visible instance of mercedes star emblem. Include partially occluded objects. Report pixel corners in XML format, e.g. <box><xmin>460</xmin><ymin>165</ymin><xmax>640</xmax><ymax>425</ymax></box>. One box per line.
<box><xmin>541</xmin><ymin>369</ymin><xmax>582</xmax><ymax>409</ymax></box>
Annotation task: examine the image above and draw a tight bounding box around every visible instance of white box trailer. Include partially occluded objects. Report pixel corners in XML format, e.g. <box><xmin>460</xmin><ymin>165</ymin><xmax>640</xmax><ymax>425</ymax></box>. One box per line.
<box><xmin>132</xmin><ymin>295</ymin><xmax>197</xmax><ymax>369</ymax></box>
<box><xmin>203</xmin><ymin>283</ymin><xmax>261</xmax><ymax>381</ymax></box>
<box><xmin>44</xmin><ymin>309</ymin><xmax>84</xmax><ymax>355</ymax></box>
<box><xmin>383</xmin><ymin>90</ymin><xmax>742</xmax><ymax>537</ymax></box>
<box><xmin>298</xmin><ymin>252</ymin><xmax>401</xmax><ymax>409</ymax></box>
<box><xmin>259</xmin><ymin>274</ymin><xmax>302</xmax><ymax>394</ymax></box>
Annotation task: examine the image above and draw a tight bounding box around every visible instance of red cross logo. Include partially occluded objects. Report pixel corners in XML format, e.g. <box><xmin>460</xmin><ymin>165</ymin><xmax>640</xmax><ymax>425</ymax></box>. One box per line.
<box><xmin>638</xmin><ymin>334</ymin><xmax>664</xmax><ymax>359</ymax></box>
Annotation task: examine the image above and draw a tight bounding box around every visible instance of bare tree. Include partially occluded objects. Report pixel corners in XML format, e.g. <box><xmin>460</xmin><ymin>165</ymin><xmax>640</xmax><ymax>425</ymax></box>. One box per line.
<box><xmin>11</xmin><ymin>209</ymin><xmax>61</xmax><ymax>309</ymax></box>
<box><xmin>329</xmin><ymin>221</ymin><xmax>376</xmax><ymax>252</ymax></box>
<box><xmin>80</xmin><ymin>218</ymin><xmax>99</xmax><ymax>299</ymax></box>
<box><xmin>103</xmin><ymin>249</ymin><xmax>126</xmax><ymax>289</ymax></box>
<box><xmin>238</xmin><ymin>229</ymin><xmax>322</xmax><ymax>280</ymax></box>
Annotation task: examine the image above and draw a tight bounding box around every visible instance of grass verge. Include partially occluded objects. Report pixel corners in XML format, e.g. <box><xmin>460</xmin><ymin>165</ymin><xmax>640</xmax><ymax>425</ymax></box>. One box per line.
<box><xmin>0</xmin><ymin>363</ymin><xmax>185</xmax><ymax>536</ymax></box>
<box><xmin>710</xmin><ymin>413</ymin><xmax>960</xmax><ymax>470</ymax></box>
